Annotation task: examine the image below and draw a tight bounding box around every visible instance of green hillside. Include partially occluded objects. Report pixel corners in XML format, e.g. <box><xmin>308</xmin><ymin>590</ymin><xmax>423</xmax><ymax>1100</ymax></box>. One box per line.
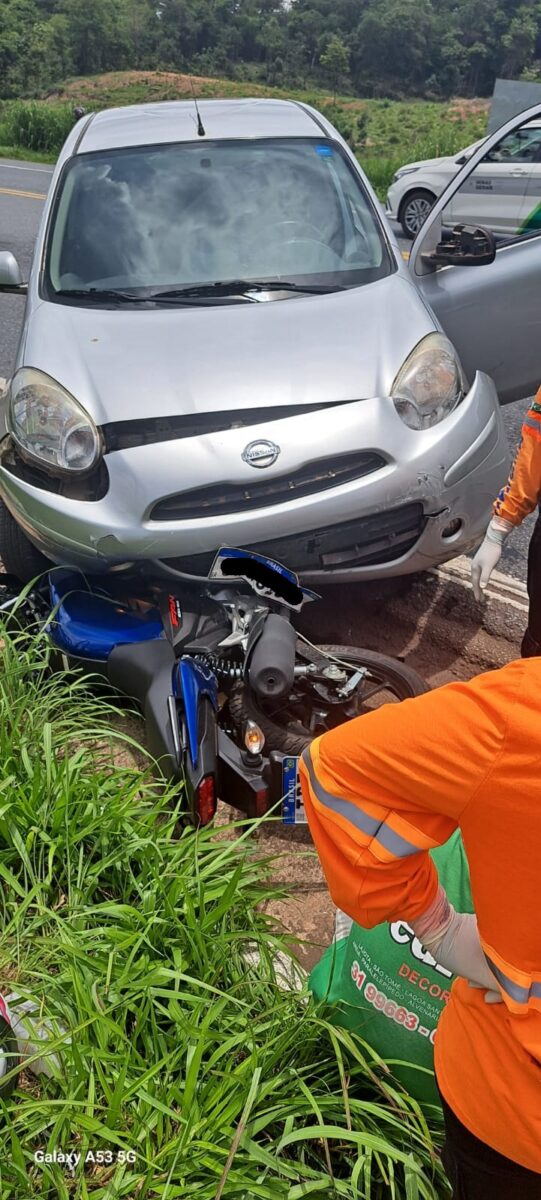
<box><xmin>0</xmin><ymin>71</ymin><xmax>490</xmax><ymax>197</ymax></box>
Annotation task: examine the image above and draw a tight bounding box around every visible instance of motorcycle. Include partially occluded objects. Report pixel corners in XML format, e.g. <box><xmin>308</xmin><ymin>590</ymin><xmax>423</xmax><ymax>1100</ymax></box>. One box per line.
<box><xmin>0</xmin><ymin>547</ymin><xmax>427</xmax><ymax>826</ymax></box>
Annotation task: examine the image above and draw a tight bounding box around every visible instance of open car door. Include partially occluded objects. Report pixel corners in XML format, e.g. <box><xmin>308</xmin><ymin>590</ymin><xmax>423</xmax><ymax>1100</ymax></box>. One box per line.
<box><xmin>410</xmin><ymin>102</ymin><xmax>541</xmax><ymax>404</ymax></box>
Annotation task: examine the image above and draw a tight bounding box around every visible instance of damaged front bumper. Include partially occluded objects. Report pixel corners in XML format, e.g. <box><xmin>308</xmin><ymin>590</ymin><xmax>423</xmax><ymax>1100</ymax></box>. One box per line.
<box><xmin>0</xmin><ymin>371</ymin><xmax>508</xmax><ymax>583</ymax></box>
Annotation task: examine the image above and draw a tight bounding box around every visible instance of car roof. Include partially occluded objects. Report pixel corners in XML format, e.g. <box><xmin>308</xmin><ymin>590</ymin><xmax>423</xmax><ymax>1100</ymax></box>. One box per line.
<box><xmin>75</xmin><ymin>98</ymin><xmax>330</xmax><ymax>154</ymax></box>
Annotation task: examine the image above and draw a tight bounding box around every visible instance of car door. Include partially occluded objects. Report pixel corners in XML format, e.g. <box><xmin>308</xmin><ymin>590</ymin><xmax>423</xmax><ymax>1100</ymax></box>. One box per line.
<box><xmin>446</xmin><ymin>125</ymin><xmax>541</xmax><ymax>236</ymax></box>
<box><xmin>410</xmin><ymin>104</ymin><xmax>541</xmax><ymax>404</ymax></box>
<box><xmin>446</xmin><ymin>160</ymin><xmax>527</xmax><ymax>238</ymax></box>
<box><xmin>517</xmin><ymin>128</ymin><xmax>541</xmax><ymax>234</ymax></box>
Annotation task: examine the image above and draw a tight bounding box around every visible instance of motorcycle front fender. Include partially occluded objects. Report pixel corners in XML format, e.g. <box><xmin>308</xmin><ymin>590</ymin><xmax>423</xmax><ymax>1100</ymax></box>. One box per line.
<box><xmin>107</xmin><ymin>639</ymin><xmax>181</xmax><ymax>778</ymax></box>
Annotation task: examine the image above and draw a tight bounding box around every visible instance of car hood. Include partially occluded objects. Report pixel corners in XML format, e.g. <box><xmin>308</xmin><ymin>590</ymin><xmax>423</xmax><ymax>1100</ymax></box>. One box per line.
<box><xmin>398</xmin><ymin>138</ymin><xmax>485</xmax><ymax>175</ymax></box>
<box><xmin>22</xmin><ymin>275</ymin><xmax>434</xmax><ymax>426</ymax></box>
<box><xmin>398</xmin><ymin>153</ymin><xmax>459</xmax><ymax>173</ymax></box>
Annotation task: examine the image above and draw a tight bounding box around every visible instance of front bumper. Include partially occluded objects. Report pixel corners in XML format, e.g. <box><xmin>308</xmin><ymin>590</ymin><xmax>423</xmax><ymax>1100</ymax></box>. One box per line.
<box><xmin>0</xmin><ymin>371</ymin><xmax>509</xmax><ymax>583</ymax></box>
<box><xmin>385</xmin><ymin>182</ymin><xmax>401</xmax><ymax>222</ymax></box>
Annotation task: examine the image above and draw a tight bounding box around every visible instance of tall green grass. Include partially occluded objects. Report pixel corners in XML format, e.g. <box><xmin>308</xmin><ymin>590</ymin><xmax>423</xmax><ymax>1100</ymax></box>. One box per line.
<box><xmin>0</xmin><ymin>620</ymin><xmax>449</xmax><ymax>1198</ymax></box>
<box><xmin>0</xmin><ymin>86</ymin><xmax>488</xmax><ymax>199</ymax></box>
<box><xmin>0</xmin><ymin>101</ymin><xmax>74</xmax><ymax>153</ymax></box>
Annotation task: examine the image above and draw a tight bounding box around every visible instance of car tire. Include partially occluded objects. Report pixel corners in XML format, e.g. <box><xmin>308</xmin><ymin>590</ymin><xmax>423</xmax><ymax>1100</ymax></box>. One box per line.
<box><xmin>399</xmin><ymin>189</ymin><xmax>436</xmax><ymax>239</ymax></box>
<box><xmin>0</xmin><ymin>500</ymin><xmax>50</xmax><ymax>582</ymax></box>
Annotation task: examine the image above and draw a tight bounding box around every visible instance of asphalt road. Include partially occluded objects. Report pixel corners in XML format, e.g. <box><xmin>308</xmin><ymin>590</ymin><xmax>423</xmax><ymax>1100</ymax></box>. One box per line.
<box><xmin>0</xmin><ymin>159</ymin><xmax>532</xmax><ymax>583</ymax></box>
<box><xmin>0</xmin><ymin>158</ymin><xmax>53</xmax><ymax>383</ymax></box>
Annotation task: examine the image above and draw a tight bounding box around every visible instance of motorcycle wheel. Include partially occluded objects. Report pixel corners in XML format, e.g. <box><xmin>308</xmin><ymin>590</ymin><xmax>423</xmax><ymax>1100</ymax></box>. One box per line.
<box><xmin>229</xmin><ymin>643</ymin><xmax>428</xmax><ymax>757</ymax></box>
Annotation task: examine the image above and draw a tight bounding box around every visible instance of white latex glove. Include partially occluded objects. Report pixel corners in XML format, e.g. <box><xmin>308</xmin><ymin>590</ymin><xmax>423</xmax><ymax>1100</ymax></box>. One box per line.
<box><xmin>410</xmin><ymin>886</ymin><xmax>501</xmax><ymax>1004</ymax></box>
<box><xmin>471</xmin><ymin>519</ymin><xmax>512</xmax><ymax>602</ymax></box>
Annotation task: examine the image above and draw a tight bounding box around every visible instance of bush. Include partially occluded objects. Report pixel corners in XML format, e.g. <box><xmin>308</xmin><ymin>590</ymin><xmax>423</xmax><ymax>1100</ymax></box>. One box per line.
<box><xmin>0</xmin><ymin>622</ymin><xmax>449</xmax><ymax>1198</ymax></box>
<box><xmin>360</xmin><ymin>154</ymin><xmax>404</xmax><ymax>197</ymax></box>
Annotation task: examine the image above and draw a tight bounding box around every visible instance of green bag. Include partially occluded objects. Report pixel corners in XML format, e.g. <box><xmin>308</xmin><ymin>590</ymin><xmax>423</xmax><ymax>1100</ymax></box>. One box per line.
<box><xmin>309</xmin><ymin>831</ymin><xmax>473</xmax><ymax>1104</ymax></box>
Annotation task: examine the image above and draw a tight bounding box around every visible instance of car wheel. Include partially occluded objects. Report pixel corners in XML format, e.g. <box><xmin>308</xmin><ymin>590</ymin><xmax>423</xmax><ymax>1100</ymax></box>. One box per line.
<box><xmin>400</xmin><ymin>189</ymin><xmax>436</xmax><ymax>239</ymax></box>
<box><xmin>0</xmin><ymin>500</ymin><xmax>50</xmax><ymax>582</ymax></box>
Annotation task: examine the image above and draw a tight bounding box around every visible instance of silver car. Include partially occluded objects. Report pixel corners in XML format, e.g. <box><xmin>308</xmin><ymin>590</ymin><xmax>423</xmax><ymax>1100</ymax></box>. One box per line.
<box><xmin>0</xmin><ymin>98</ymin><xmax>521</xmax><ymax>583</ymax></box>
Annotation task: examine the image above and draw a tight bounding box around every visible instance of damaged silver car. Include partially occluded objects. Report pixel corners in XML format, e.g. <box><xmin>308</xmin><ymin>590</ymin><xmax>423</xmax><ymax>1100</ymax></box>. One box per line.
<box><xmin>0</xmin><ymin>97</ymin><xmax>517</xmax><ymax>582</ymax></box>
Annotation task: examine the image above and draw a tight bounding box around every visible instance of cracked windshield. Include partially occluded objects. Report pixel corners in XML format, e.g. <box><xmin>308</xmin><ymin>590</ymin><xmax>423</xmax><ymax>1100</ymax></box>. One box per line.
<box><xmin>47</xmin><ymin>138</ymin><xmax>391</xmax><ymax>295</ymax></box>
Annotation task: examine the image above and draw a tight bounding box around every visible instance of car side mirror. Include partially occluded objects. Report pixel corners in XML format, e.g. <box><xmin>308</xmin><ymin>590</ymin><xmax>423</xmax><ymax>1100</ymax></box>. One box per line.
<box><xmin>421</xmin><ymin>224</ymin><xmax>496</xmax><ymax>269</ymax></box>
<box><xmin>0</xmin><ymin>252</ymin><xmax>26</xmax><ymax>294</ymax></box>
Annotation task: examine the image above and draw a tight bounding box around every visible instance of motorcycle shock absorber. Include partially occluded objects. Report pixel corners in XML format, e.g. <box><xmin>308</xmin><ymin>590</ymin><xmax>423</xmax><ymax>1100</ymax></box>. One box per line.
<box><xmin>195</xmin><ymin>654</ymin><xmax>243</xmax><ymax>681</ymax></box>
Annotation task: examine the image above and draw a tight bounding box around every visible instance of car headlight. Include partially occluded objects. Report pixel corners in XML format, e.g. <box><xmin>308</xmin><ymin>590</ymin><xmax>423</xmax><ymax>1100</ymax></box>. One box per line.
<box><xmin>393</xmin><ymin>166</ymin><xmax>421</xmax><ymax>181</ymax></box>
<box><xmin>391</xmin><ymin>334</ymin><xmax>467</xmax><ymax>431</ymax></box>
<box><xmin>8</xmin><ymin>368</ymin><xmax>102</xmax><ymax>473</ymax></box>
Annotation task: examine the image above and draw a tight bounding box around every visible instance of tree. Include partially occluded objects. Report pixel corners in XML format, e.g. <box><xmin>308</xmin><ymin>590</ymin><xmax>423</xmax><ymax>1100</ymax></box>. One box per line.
<box><xmin>319</xmin><ymin>34</ymin><xmax>349</xmax><ymax>103</ymax></box>
<box><xmin>3</xmin><ymin>0</ymin><xmax>541</xmax><ymax>104</ymax></box>
<box><xmin>58</xmin><ymin>0</ymin><xmax>130</xmax><ymax>74</ymax></box>
<box><xmin>501</xmin><ymin>8</ymin><xmax>538</xmax><ymax>76</ymax></box>
<box><xmin>351</xmin><ymin>0</ymin><xmax>435</xmax><ymax>98</ymax></box>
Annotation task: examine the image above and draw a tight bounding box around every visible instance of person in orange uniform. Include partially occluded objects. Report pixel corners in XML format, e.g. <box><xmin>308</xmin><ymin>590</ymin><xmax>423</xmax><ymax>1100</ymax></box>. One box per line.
<box><xmin>299</xmin><ymin>659</ymin><xmax>541</xmax><ymax>1199</ymax></box>
<box><xmin>471</xmin><ymin>389</ymin><xmax>541</xmax><ymax>655</ymax></box>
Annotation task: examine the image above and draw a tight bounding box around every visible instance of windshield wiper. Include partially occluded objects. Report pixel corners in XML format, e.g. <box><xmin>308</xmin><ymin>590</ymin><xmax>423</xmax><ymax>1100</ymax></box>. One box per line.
<box><xmin>53</xmin><ymin>280</ymin><xmax>346</xmax><ymax>306</ymax></box>
<box><xmin>149</xmin><ymin>279</ymin><xmax>346</xmax><ymax>299</ymax></box>
<box><xmin>53</xmin><ymin>286</ymin><xmax>258</xmax><ymax>306</ymax></box>
<box><xmin>54</xmin><ymin>288</ymin><xmax>157</xmax><ymax>304</ymax></box>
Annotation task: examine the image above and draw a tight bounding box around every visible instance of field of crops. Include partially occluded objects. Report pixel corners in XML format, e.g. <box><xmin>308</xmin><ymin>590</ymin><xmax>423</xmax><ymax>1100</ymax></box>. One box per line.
<box><xmin>0</xmin><ymin>71</ymin><xmax>489</xmax><ymax>197</ymax></box>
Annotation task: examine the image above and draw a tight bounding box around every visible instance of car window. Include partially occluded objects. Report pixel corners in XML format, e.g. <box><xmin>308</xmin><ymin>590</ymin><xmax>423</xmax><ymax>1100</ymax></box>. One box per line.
<box><xmin>482</xmin><ymin>125</ymin><xmax>541</xmax><ymax>164</ymax></box>
<box><xmin>45</xmin><ymin>138</ymin><xmax>393</xmax><ymax>299</ymax></box>
<box><xmin>441</xmin><ymin>117</ymin><xmax>541</xmax><ymax>246</ymax></box>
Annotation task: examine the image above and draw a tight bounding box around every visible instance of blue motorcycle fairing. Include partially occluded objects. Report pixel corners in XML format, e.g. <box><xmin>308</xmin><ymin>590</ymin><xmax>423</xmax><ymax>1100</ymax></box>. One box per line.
<box><xmin>48</xmin><ymin>571</ymin><xmax>165</xmax><ymax>660</ymax></box>
<box><xmin>208</xmin><ymin>547</ymin><xmax>320</xmax><ymax>608</ymax></box>
<box><xmin>173</xmin><ymin>657</ymin><xmax>218</xmax><ymax>770</ymax></box>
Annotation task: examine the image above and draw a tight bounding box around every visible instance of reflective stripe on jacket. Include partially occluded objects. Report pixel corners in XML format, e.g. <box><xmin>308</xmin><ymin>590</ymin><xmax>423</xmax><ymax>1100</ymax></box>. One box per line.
<box><xmin>494</xmin><ymin>385</ymin><xmax>541</xmax><ymax>525</ymax></box>
<box><xmin>299</xmin><ymin>659</ymin><xmax>541</xmax><ymax>1172</ymax></box>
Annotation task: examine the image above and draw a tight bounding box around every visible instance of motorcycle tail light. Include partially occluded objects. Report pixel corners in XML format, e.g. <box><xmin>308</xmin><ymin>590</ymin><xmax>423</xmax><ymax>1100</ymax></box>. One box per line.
<box><xmin>254</xmin><ymin>786</ymin><xmax>269</xmax><ymax>818</ymax></box>
<box><xmin>196</xmin><ymin>775</ymin><xmax>217</xmax><ymax>825</ymax></box>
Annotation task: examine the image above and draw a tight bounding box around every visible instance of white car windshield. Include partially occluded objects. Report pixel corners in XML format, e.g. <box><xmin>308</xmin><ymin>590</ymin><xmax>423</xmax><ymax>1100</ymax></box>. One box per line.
<box><xmin>46</xmin><ymin>137</ymin><xmax>392</xmax><ymax>300</ymax></box>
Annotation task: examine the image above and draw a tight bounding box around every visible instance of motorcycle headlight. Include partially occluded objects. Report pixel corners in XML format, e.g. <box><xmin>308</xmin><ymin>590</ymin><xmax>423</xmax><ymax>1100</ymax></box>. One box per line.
<box><xmin>391</xmin><ymin>334</ymin><xmax>467</xmax><ymax>431</ymax></box>
<box><xmin>8</xmin><ymin>368</ymin><xmax>102</xmax><ymax>473</ymax></box>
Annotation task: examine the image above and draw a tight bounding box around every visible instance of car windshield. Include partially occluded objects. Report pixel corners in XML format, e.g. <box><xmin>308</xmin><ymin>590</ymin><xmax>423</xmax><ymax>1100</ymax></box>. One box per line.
<box><xmin>45</xmin><ymin>138</ymin><xmax>392</xmax><ymax>301</ymax></box>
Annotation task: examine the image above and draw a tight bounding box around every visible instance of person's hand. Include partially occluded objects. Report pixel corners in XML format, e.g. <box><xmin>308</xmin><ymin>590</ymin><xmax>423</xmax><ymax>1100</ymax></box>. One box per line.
<box><xmin>423</xmin><ymin>911</ymin><xmax>501</xmax><ymax>1001</ymax></box>
<box><xmin>471</xmin><ymin>520</ymin><xmax>511</xmax><ymax>602</ymax></box>
<box><xmin>410</xmin><ymin>887</ymin><xmax>501</xmax><ymax>1003</ymax></box>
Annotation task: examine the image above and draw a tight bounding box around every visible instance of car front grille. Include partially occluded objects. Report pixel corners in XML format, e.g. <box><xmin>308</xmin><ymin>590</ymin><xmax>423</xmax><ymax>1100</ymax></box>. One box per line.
<box><xmin>162</xmin><ymin>503</ymin><xmax>426</xmax><ymax>574</ymax></box>
<box><xmin>150</xmin><ymin>451</ymin><xmax>386</xmax><ymax>521</ymax></box>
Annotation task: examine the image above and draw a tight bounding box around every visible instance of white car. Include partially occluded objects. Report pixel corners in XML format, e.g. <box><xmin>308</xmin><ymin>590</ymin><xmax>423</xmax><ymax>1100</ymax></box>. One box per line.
<box><xmin>387</xmin><ymin>122</ymin><xmax>541</xmax><ymax>238</ymax></box>
<box><xmin>386</xmin><ymin>141</ymin><xmax>484</xmax><ymax>238</ymax></box>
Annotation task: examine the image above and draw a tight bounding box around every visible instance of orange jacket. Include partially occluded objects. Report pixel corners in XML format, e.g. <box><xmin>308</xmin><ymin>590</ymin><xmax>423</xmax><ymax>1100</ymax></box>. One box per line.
<box><xmin>494</xmin><ymin>386</ymin><xmax>541</xmax><ymax>526</ymax></box>
<box><xmin>299</xmin><ymin>660</ymin><xmax>541</xmax><ymax>1172</ymax></box>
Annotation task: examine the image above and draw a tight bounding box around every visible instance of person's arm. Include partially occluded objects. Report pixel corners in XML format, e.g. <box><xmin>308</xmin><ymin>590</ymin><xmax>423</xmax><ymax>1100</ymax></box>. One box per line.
<box><xmin>472</xmin><ymin>391</ymin><xmax>541</xmax><ymax>599</ymax></box>
<box><xmin>493</xmin><ymin>391</ymin><xmax>541</xmax><ymax>527</ymax></box>
<box><xmin>299</xmin><ymin>668</ymin><xmax>514</xmax><ymax>929</ymax></box>
<box><xmin>300</xmin><ymin>667</ymin><xmax>520</xmax><ymax>996</ymax></box>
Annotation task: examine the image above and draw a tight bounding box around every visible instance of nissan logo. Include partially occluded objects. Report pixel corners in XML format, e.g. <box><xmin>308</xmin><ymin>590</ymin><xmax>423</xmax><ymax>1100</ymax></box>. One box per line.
<box><xmin>241</xmin><ymin>439</ymin><xmax>281</xmax><ymax>469</ymax></box>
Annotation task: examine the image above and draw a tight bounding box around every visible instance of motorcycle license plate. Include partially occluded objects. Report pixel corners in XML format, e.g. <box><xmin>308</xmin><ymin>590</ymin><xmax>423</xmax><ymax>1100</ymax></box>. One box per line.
<box><xmin>282</xmin><ymin>756</ymin><xmax>308</xmax><ymax>824</ymax></box>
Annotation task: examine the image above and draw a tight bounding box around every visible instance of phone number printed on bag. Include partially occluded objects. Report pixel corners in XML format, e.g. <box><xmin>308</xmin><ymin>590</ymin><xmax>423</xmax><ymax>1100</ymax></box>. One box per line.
<box><xmin>351</xmin><ymin>960</ymin><xmax>436</xmax><ymax>1045</ymax></box>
